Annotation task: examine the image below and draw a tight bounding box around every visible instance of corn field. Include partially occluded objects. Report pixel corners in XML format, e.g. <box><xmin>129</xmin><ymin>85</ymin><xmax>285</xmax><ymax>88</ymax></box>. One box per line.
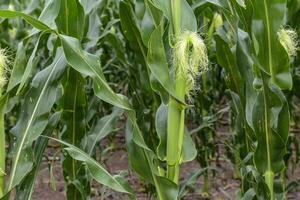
<box><xmin>0</xmin><ymin>0</ymin><xmax>299</xmax><ymax>199</ymax></box>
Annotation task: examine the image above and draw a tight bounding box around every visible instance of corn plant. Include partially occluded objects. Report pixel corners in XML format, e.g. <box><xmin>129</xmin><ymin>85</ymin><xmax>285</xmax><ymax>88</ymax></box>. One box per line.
<box><xmin>119</xmin><ymin>0</ymin><xmax>202</xmax><ymax>197</ymax></box>
<box><xmin>209</xmin><ymin>0</ymin><xmax>298</xmax><ymax>199</ymax></box>
<box><xmin>0</xmin><ymin>1</ymin><xmax>136</xmax><ymax>199</ymax></box>
<box><xmin>0</xmin><ymin>0</ymin><xmax>198</xmax><ymax>199</ymax></box>
<box><xmin>0</xmin><ymin>48</ymin><xmax>9</xmax><ymax>198</ymax></box>
<box><xmin>0</xmin><ymin>0</ymin><xmax>299</xmax><ymax>199</ymax></box>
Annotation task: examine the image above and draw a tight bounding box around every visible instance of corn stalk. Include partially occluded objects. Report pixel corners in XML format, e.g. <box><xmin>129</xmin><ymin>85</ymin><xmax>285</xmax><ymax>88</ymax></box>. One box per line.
<box><xmin>212</xmin><ymin>0</ymin><xmax>295</xmax><ymax>198</ymax></box>
<box><xmin>251</xmin><ymin>1</ymin><xmax>291</xmax><ymax>198</ymax></box>
<box><xmin>0</xmin><ymin>97</ymin><xmax>7</xmax><ymax>198</ymax></box>
<box><xmin>0</xmin><ymin>6</ymin><xmax>137</xmax><ymax>199</ymax></box>
<box><xmin>166</xmin><ymin>0</ymin><xmax>185</xmax><ymax>183</ymax></box>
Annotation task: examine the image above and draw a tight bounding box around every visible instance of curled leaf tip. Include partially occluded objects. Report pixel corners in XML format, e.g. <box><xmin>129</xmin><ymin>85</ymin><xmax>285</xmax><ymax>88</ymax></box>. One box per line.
<box><xmin>278</xmin><ymin>28</ymin><xmax>299</xmax><ymax>58</ymax></box>
<box><xmin>173</xmin><ymin>31</ymin><xmax>208</xmax><ymax>93</ymax></box>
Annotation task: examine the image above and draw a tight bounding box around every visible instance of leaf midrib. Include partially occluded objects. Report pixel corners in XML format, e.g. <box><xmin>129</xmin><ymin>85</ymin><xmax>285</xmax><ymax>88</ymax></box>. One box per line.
<box><xmin>8</xmin><ymin>55</ymin><xmax>63</xmax><ymax>190</ymax></box>
<box><xmin>263</xmin><ymin>0</ymin><xmax>272</xmax><ymax>173</ymax></box>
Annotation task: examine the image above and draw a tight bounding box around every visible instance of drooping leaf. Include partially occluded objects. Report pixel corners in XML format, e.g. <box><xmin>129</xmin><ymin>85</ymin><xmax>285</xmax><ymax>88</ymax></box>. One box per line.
<box><xmin>60</xmin><ymin>35</ymin><xmax>132</xmax><ymax>111</ymax></box>
<box><xmin>0</xmin><ymin>10</ymin><xmax>51</xmax><ymax>31</ymax></box>
<box><xmin>60</xmin><ymin>34</ymin><xmax>151</xmax><ymax>156</ymax></box>
<box><xmin>45</xmin><ymin>137</ymin><xmax>134</xmax><ymax>195</ymax></box>
<box><xmin>7</xmin><ymin>49</ymin><xmax>66</xmax><ymax>191</ymax></box>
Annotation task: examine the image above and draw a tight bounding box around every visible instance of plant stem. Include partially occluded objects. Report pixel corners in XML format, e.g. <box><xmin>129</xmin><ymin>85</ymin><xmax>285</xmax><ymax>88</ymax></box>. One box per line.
<box><xmin>0</xmin><ymin>129</ymin><xmax>4</xmax><ymax>198</ymax></box>
<box><xmin>167</xmin><ymin>0</ymin><xmax>185</xmax><ymax>184</ymax></box>
<box><xmin>167</xmin><ymin>98</ymin><xmax>185</xmax><ymax>183</ymax></box>
<box><xmin>167</xmin><ymin>75</ymin><xmax>186</xmax><ymax>183</ymax></box>
<box><xmin>262</xmin><ymin>72</ymin><xmax>274</xmax><ymax>200</ymax></box>
<box><xmin>171</xmin><ymin>0</ymin><xmax>181</xmax><ymax>36</ymax></box>
<box><xmin>203</xmin><ymin>171</ymin><xmax>209</xmax><ymax>194</ymax></box>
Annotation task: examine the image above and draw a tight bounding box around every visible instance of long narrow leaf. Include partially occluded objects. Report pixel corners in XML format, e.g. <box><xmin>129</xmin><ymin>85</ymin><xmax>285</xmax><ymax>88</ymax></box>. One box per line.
<box><xmin>7</xmin><ymin>49</ymin><xmax>66</xmax><ymax>191</ymax></box>
<box><xmin>44</xmin><ymin>137</ymin><xmax>134</xmax><ymax>195</ymax></box>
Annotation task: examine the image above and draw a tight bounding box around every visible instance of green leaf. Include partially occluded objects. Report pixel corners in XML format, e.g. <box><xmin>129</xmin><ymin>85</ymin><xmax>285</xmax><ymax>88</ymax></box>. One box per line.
<box><xmin>60</xmin><ymin>35</ymin><xmax>132</xmax><ymax>111</ymax></box>
<box><xmin>45</xmin><ymin>137</ymin><xmax>134</xmax><ymax>195</ymax></box>
<box><xmin>179</xmin><ymin>167</ymin><xmax>210</xmax><ymax>197</ymax></box>
<box><xmin>38</xmin><ymin>0</ymin><xmax>61</xmax><ymax>28</ymax></box>
<box><xmin>119</xmin><ymin>0</ymin><xmax>168</xmax><ymax>103</ymax></box>
<box><xmin>252</xmin><ymin>0</ymin><xmax>292</xmax><ymax>90</ymax></box>
<box><xmin>125</xmin><ymin>120</ymin><xmax>154</xmax><ymax>184</ymax></box>
<box><xmin>156</xmin><ymin>104</ymin><xmax>196</xmax><ymax>162</ymax></box>
<box><xmin>241</xmin><ymin>188</ymin><xmax>256</xmax><ymax>200</ymax></box>
<box><xmin>125</xmin><ymin>121</ymin><xmax>179</xmax><ymax>200</ymax></box>
<box><xmin>56</xmin><ymin>0</ymin><xmax>85</xmax><ymax>39</ymax></box>
<box><xmin>0</xmin><ymin>10</ymin><xmax>51</xmax><ymax>31</ymax></box>
<box><xmin>55</xmin><ymin>1</ymin><xmax>89</xmax><ymax>197</ymax></box>
<box><xmin>147</xmin><ymin>25</ymin><xmax>185</xmax><ymax>103</ymax></box>
<box><xmin>119</xmin><ymin>0</ymin><xmax>147</xmax><ymax>56</ymax></box>
<box><xmin>83</xmin><ymin>108</ymin><xmax>123</xmax><ymax>155</ymax></box>
<box><xmin>61</xmin><ymin>69</ymin><xmax>89</xmax><ymax>200</ymax></box>
<box><xmin>155</xmin><ymin>103</ymin><xmax>168</xmax><ymax>161</ymax></box>
<box><xmin>79</xmin><ymin>0</ymin><xmax>103</xmax><ymax>14</ymax></box>
<box><xmin>229</xmin><ymin>0</ymin><xmax>253</xmax><ymax>33</ymax></box>
<box><xmin>252</xmin><ymin>82</ymin><xmax>289</xmax><ymax>175</ymax></box>
<box><xmin>0</xmin><ymin>96</ymin><xmax>8</xmax><ymax>197</ymax></box>
<box><xmin>215</xmin><ymin>29</ymin><xmax>243</xmax><ymax>95</ymax></box>
<box><xmin>7</xmin><ymin>42</ymin><xmax>27</xmax><ymax>91</ymax></box>
<box><xmin>7</xmin><ymin>49</ymin><xmax>66</xmax><ymax>191</ymax></box>
<box><xmin>15</xmin><ymin>112</ymin><xmax>61</xmax><ymax>200</ymax></box>
<box><xmin>151</xmin><ymin>0</ymin><xmax>197</xmax><ymax>32</ymax></box>
<box><xmin>236</xmin><ymin>29</ymin><xmax>257</xmax><ymax>129</ymax></box>
<box><xmin>192</xmin><ymin>0</ymin><xmax>229</xmax><ymax>10</ymax></box>
<box><xmin>141</xmin><ymin>0</ymin><xmax>163</xmax><ymax>46</ymax></box>
<box><xmin>16</xmin><ymin>33</ymin><xmax>44</xmax><ymax>94</ymax></box>
<box><xmin>154</xmin><ymin>176</ymin><xmax>179</xmax><ymax>200</ymax></box>
<box><xmin>60</xmin><ymin>34</ymin><xmax>151</xmax><ymax>154</ymax></box>
<box><xmin>181</xmin><ymin>129</ymin><xmax>197</xmax><ymax>163</ymax></box>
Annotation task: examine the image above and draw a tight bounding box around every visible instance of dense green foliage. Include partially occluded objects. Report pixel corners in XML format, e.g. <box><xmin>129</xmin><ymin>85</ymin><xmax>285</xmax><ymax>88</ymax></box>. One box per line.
<box><xmin>0</xmin><ymin>0</ymin><xmax>299</xmax><ymax>199</ymax></box>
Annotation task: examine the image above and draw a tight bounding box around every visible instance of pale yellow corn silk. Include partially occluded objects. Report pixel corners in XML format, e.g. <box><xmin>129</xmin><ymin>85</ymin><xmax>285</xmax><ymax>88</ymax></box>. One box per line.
<box><xmin>278</xmin><ymin>28</ymin><xmax>299</xmax><ymax>58</ymax></box>
<box><xmin>0</xmin><ymin>49</ymin><xmax>9</xmax><ymax>88</ymax></box>
<box><xmin>173</xmin><ymin>31</ymin><xmax>208</xmax><ymax>94</ymax></box>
